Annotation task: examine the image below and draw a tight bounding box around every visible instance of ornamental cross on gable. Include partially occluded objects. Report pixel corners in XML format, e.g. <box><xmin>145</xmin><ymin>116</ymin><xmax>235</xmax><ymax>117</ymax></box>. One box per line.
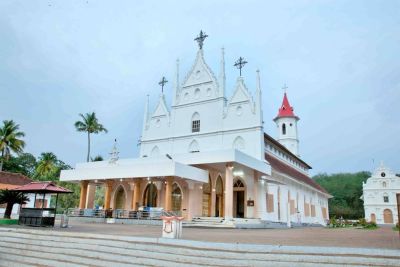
<box><xmin>194</xmin><ymin>30</ymin><xmax>208</xmax><ymax>49</ymax></box>
<box><xmin>234</xmin><ymin>57</ymin><xmax>248</xmax><ymax>76</ymax></box>
<box><xmin>158</xmin><ymin>76</ymin><xmax>168</xmax><ymax>93</ymax></box>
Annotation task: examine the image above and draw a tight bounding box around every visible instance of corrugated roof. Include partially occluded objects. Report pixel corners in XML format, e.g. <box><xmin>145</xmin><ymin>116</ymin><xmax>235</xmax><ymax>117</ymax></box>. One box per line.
<box><xmin>11</xmin><ymin>181</ymin><xmax>73</xmax><ymax>193</ymax></box>
<box><xmin>0</xmin><ymin>171</ymin><xmax>32</xmax><ymax>188</ymax></box>
<box><xmin>265</xmin><ymin>153</ymin><xmax>328</xmax><ymax>194</ymax></box>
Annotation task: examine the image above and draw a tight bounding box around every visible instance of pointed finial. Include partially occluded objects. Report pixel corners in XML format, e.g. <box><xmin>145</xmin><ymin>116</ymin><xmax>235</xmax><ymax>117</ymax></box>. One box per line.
<box><xmin>234</xmin><ymin>57</ymin><xmax>248</xmax><ymax>76</ymax></box>
<box><xmin>256</xmin><ymin>69</ymin><xmax>261</xmax><ymax>91</ymax></box>
<box><xmin>194</xmin><ymin>30</ymin><xmax>208</xmax><ymax>49</ymax></box>
<box><xmin>158</xmin><ymin>76</ymin><xmax>168</xmax><ymax>93</ymax></box>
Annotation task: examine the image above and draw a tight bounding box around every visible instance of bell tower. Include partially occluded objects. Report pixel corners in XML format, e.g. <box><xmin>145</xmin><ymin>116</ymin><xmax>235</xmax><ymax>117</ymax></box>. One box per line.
<box><xmin>273</xmin><ymin>86</ymin><xmax>300</xmax><ymax>156</ymax></box>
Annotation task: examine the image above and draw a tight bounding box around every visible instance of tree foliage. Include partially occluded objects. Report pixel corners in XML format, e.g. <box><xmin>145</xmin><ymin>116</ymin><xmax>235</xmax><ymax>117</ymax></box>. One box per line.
<box><xmin>2</xmin><ymin>153</ymin><xmax>37</xmax><ymax>177</ymax></box>
<box><xmin>0</xmin><ymin>120</ymin><xmax>26</xmax><ymax>171</ymax></box>
<box><xmin>314</xmin><ymin>171</ymin><xmax>370</xmax><ymax>219</ymax></box>
<box><xmin>74</xmin><ymin>112</ymin><xmax>107</xmax><ymax>162</ymax></box>
<box><xmin>0</xmin><ymin>189</ymin><xmax>29</xmax><ymax>219</ymax></box>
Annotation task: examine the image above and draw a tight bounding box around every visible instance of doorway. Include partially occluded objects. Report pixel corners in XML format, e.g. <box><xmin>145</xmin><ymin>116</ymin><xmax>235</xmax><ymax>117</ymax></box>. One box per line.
<box><xmin>233</xmin><ymin>179</ymin><xmax>245</xmax><ymax>218</ymax></box>
<box><xmin>383</xmin><ymin>209</ymin><xmax>393</xmax><ymax>223</ymax></box>
<box><xmin>143</xmin><ymin>183</ymin><xmax>157</xmax><ymax>207</ymax></box>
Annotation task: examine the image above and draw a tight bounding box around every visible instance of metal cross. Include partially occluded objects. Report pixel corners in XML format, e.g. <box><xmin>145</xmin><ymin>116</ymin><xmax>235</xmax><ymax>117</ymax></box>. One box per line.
<box><xmin>234</xmin><ymin>57</ymin><xmax>248</xmax><ymax>76</ymax></box>
<box><xmin>194</xmin><ymin>30</ymin><xmax>208</xmax><ymax>49</ymax></box>
<box><xmin>282</xmin><ymin>83</ymin><xmax>288</xmax><ymax>93</ymax></box>
<box><xmin>158</xmin><ymin>76</ymin><xmax>168</xmax><ymax>93</ymax></box>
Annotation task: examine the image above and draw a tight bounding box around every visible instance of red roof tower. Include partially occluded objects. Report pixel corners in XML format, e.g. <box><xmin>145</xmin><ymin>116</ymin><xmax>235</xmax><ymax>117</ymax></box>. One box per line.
<box><xmin>274</xmin><ymin>92</ymin><xmax>299</xmax><ymax>121</ymax></box>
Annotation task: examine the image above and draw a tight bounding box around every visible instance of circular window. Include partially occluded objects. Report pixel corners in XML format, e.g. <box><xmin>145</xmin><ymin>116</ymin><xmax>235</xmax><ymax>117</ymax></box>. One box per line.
<box><xmin>236</xmin><ymin>106</ymin><xmax>243</xmax><ymax>116</ymax></box>
<box><xmin>194</xmin><ymin>88</ymin><xmax>200</xmax><ymax>99</ymax></box>
<box><xmin>290</xmin><ymin>123</ymin><xmax>293</xmax><ymax>126</ymax></box>
<box><xmin>381</xmin><ymin>172</ymin><xmax>386</xmax><ymax>177</ymax></box>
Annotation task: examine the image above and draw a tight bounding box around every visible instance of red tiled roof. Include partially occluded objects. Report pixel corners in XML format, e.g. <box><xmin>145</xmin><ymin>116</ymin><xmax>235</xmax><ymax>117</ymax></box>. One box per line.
<box><xmin>264</xmin><ymin>133</ymin><xmax>311</xmax><ymax>169</ymax></box>
<box><xmin>0</xmin><ymin>171</ymin><xmax>32</xmax><ymax>188</ymax></box>
<box><xmin>274</xmin><ymin>93</ymin><xmax>299</xmax><ymax>120</ymax></box>
<box><xmin>265</xmin><ymin>153</ymin><xmax>328</xmax><ymax>194</ymax></box>
<box><xmin>11</xmin><ymin>181</ymin><xmax>73</xmax><ymax>194</ymax></box>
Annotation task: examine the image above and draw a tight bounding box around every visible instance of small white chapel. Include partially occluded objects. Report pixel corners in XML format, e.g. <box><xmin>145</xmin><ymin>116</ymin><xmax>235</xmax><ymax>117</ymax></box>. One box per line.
<box><xmin>61</xmin><ymin>31</ymin><xmax>331</xmax><ymax>226</ymax></box>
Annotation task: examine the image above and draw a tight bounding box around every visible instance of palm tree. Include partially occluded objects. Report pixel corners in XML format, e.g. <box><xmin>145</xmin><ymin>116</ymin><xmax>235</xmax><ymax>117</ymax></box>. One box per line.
<box><xmin>35</xmin><ymin>152</ymin><xmax>58</xmax><ymax>180</ymax></box>
<box><xmin>0</xmin><ymin>189</ymin><xmax>29</xmax><ymax>219</ymax></box>
<box><xmin>74</xmin><ymin>112</ymin><xmax>108</xmax><ymax>162</ymax></box>
<box><xmin>0</xmin><ymin>120</ymin><xmax>25</xmax><ymax>171</ymax></box>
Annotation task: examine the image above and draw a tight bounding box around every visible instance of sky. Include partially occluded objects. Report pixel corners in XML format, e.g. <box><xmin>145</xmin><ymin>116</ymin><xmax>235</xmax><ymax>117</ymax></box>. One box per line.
<box><xmin>0</xmin><ymin>0</ymin><xmax>399</xmax><ymax>175</ymax></box>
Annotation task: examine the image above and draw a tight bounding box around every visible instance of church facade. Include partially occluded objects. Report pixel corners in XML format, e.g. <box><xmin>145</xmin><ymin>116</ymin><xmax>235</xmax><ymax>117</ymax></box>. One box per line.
<box><xmin>61</xmin><ymin>33</ymin><xmax>331</xmax><ymax>226</ymax></box>
<box><xmin>362</xmin><ymin>163</ymin><xmax>399</xmax><ymax>225</ymax></box>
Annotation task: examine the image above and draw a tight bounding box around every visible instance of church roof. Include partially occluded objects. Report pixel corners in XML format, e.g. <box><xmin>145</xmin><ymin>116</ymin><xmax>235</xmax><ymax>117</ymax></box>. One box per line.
<box><xmin>274</xmin><ymin>93</ymin><xmax>298</xmax><ymax>121</ymax></box>
<box><xmin>265</xmin><ymin>153</ymin><xmax>329</xmax><ymax>195</ymax></box>
<box><xmin>264</xmin><ymin>133</ymin><xmax>311</xmax><ymax>169</ymax></box>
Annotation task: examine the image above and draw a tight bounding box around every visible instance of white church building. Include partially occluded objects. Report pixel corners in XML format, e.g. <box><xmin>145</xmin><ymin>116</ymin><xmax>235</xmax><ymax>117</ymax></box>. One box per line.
<box><xmin>61</xmin><ymin>32</ymin><xmax>331</xmax><ymax>226</ymax></box>
<box><xmin>362</xmin><ymin>163</ymin><xmax>399</xmax><ymax>225</ymax></box>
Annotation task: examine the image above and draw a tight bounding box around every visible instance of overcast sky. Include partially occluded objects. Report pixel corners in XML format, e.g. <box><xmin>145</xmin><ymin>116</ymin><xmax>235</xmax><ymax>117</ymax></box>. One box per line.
<box><xmin>0</xmin><ymin>0</ymin><xmax>399</xmax><ymax>175</ymax></box>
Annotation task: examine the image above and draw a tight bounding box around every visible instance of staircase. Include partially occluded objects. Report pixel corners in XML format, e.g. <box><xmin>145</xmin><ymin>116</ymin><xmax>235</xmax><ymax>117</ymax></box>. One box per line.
<box><xmin>184</xmin><ymin>217</ymin><xmax>234</xmax><ymax>228</ymax></box>
<box><xmin>1</xmin><ymin>227</ymin><xmax>399</xmax><ymax>267</ymax></box>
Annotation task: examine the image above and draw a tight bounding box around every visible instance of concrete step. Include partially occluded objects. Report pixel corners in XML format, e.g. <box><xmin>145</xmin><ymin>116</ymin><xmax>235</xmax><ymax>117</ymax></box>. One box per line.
<box><xmin>1</xmin><ymin>228</ymin><xmax>399</xmax><ymax>267</ymax></box>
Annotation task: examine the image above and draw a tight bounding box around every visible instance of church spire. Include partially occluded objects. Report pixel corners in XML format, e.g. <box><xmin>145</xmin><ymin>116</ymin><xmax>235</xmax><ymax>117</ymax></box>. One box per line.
<box><xmin>256</xmin><ymin>69</ymin><xmax>263</xmax><ymax>124</ymax></box>
<box><xmin>172</xmin><ymin>59</ymin><xmax>179</xmax><ymax>105</ymax></box>
<box><xmin>219</xmin><ymin>47</ymin><xmax>226</xmax><ymax>97</ymax></box>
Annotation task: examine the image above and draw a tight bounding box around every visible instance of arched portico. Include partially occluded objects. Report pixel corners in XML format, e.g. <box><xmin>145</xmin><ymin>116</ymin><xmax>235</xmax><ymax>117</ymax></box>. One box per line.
<box><xmin>215</xmin><ymin>176</ymin><xmax>224</xmax><ymax>217</ymax></box>
<box><xmin>171</xmin><ymin>183</ymin><xmax>182</xmax><ymax>212</ymax></box>
<box><xmin>202</xmin><ymin>176</ymin><xmax>211</xmax><ymax>216</ymax></box>
<box><xmin>114</xmin><ymin>185</ymin><xmax>126</xmax><ymax>209</ymax></box>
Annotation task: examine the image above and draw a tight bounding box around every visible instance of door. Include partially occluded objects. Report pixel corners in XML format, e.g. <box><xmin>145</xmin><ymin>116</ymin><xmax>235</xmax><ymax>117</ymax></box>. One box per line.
<box><xmin>383</xmin><ymin>209</ymin><xmax>393</xmax><ymax>223</ymax></box>
<box><xmin>370</xmin><ymin>213</ymin><xmax>376</xmax><ymax>223</ymax></box>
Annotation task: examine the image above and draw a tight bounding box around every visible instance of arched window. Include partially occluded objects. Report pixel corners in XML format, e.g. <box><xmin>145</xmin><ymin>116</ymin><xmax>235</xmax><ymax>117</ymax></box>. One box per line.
<box><xmin>188</xmin><ymin>140</ymin><xmax>200</xmax><ymax>153</ymax></box>
<box><xmin>233</xmin><ymin>179</ymin><xmax>245</xmax><ymax>188</ymax></box>
<box><xmin>233</xmin><ymin>136</ymin><xmax>245</xmax><ymax>151</ymax></box>
<box><xmin>150</xmin><ymin>146</ymin><xmax>160</xmax><ymax>157</ymax></box>
<box><xmin>192</xmin><ymin>112</ymin><xmax>200</xmax><ymax>132</ymax></box>
<box><xmin>382</xmin><ymin>181</ymin><xmax>387</xmax><ymax>188</ymax></box>
<box><xmin>282</xmin><ymin>123</ymin><xmax>286</xmax><ymax>135</ymax></box>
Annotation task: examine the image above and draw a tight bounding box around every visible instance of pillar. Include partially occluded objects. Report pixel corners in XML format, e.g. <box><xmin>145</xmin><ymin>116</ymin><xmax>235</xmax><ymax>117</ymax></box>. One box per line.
<box><xmin>79</xmin><ymin>180</ymin><xmax>89</xmax><ymax>209</ymax></box>
<box><xmin>224</xmin><ymin>164</ymin><xmax>233</xmax><ymax>219</ymax></box>
<box><xmin>104</xmin><ymin>180</ymin><xmax>113</xmax><ymax>210</ymax></box>
<box><xmin>86</xmin><ymin>184</ymin><xmax>96</xmax><ymax>209</ymax></box>
<box><xmin>131</xmin><ymin>180</ymin><xmax>141</xmax><ymax>210</ymax></box>
<box><xmin>210</xmin><ymin>187</ymin><xmax>216</xmax><ymax>217</ymax></box>
<box><xmin>165</xmin><ymin>177</ymin><xmax>173</xmax><ymax>211</ymax></box>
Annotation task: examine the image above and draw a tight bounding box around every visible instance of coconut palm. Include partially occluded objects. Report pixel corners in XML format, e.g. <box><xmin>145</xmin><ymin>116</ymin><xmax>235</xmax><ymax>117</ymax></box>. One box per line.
<box><xmin>74</xmin><ymin>112</ymin><xmax>108</xmax><ymax>162</ymax></box>
<box><xmin>0</xmin><ymin>120</ymin><xmax>25</xmax><ymax>171</ymax></box>
<box><xmin>0</xmin><ymin>189</ymin><xmax>29</xmax><ymax>219</ymax></box>
<box><xmin>35</xmin><ymin>152</ymin><xmax>58</xmax><ymax>179</ymax></box>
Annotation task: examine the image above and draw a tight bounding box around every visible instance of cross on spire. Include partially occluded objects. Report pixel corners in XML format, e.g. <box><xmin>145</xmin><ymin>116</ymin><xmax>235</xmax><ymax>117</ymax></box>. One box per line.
<box><xmin>282</xmin><ymin>83</ymin><xmax>288</xmax><ymax>93</ymax></box>
<box><xmin>234</xmin><ymin>57</ymin><xmax>248</xmax><ymax>76</ymax></box>
<box><xmin>158</xmin><ymin>76</ymin><xmax>168</xmax><ymax>93</ymax></box>
<box><xmin>194</xmin><ymin>30</ymin><xmax>208</xmax><ymax>49</ymax></box>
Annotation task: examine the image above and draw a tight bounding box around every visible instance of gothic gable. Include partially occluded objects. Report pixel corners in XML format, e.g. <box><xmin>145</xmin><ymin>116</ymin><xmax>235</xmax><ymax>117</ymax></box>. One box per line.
<box><xmin>229</xmin><ymin>77</ymin><xmax>252</xmax><ymax>105</ymax></box>
<box><xmin>182</xmin><ymin>50</ymin><xmax>218</xmax><ymax>89</ymax></box>
<box><xmin>152</xmin><ymin>94</ymin><xmax>169</xmax><ymax>118</ymax></box>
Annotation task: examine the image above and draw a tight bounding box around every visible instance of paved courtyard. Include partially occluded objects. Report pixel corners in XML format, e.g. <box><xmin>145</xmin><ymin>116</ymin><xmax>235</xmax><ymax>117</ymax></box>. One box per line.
<box><xmin>32</xmin><ymin>220</ymin><xmax>400</xmax><ymax>250</ymax></box>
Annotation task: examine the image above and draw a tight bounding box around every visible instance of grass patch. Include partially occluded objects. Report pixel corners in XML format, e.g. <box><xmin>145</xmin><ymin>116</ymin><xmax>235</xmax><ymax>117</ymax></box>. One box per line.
<box><xmin>0</xmin><ymin>218</ymin><xmax>18</xmax><ymax>225</ymax></box>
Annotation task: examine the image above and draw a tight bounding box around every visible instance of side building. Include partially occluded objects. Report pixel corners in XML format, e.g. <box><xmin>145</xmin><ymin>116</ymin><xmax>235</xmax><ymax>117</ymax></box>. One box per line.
<box><xmin>61</xmin><ymin>33</ymin><xmax>331</xmax><ymax>226</ymax></box>
<box><xmin>362</xmin><ymin>163</ymin><xmax>399</xmax><ymax>225</ymax></box>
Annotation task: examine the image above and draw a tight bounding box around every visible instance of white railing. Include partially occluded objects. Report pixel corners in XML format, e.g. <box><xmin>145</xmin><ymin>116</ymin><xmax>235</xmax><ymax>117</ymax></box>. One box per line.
<box><xmin>67</xmin><ymin>208</ymin><xmax>182</xmax><ymax>220</ymax></box>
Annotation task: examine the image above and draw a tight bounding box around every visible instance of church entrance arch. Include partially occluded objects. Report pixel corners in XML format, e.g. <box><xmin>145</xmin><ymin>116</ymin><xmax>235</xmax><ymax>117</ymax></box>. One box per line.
<box><xmin>143</xmin><ymin>183</ymin><xmax>157</xmax><ymax>207</ymax></box>
<box><xmin>171</xmin><ymin>183</ymin><xmax>182</xmax><ymax>212</ymax></box>
<box><xmin>370</xmin><ymin>213</ymin><xmax>376</xmax><ymax>223</ymax></box>
<box><xmin>215</xmin><ymin>176</ymin><xmax>224</xmax><ymax>217</ymax></box>
<box><xmin>233</xmin><ymin>179</ymin><xmax>245</xmax><ymax>218</ymax></box>
<box><xmin>202</xmin><ymin>176</ymin><xmax>211</xmax><ymax>216</ymax></box>
<box><xmin>383</xmin><ymin>209</ymin><xmax>393</xmax><ymax>224</ymax></box>
<box><xmin>114</xmin><ymin>186</ymin><xmax>126</xmax><ymax>210</ymax></box>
